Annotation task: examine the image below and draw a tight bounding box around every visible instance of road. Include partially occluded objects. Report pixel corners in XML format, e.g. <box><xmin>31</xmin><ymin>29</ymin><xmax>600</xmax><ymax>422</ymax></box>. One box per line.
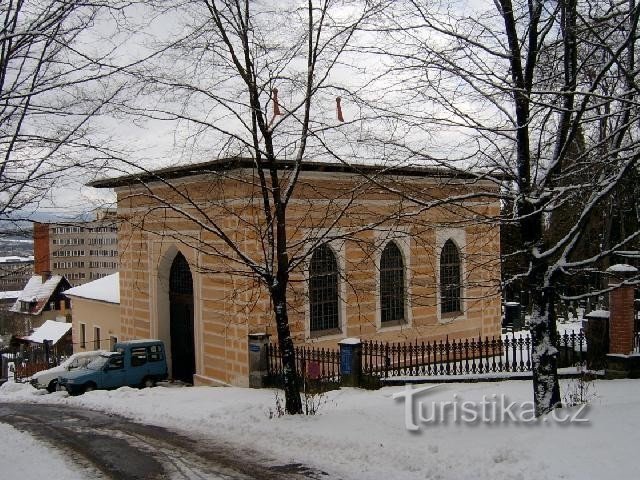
<box><xmin>0</xmin><ymin>403</ymin><xmax>328</xmax><ymax>480</ymax></box>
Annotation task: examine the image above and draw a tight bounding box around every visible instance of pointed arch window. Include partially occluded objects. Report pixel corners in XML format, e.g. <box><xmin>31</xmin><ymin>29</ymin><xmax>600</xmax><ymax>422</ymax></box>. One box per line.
<box><xmin>170</xmin><ymin>252</ymin><xmax>193</xmax><ymax>295</ymax></box>
<box><xmin>440</xmin><ymin>240</ymin><xmax>461</xmax><ymax>314</ymax></box>
<box><xmin>380</xmin><ymin>241</ymin><xmax>405</xmax><ymax>324</ymax></box>
<box><xmin>309</xmin><ymin>244</ymin><xmax>339</xmax><ymax>333</ymax></box>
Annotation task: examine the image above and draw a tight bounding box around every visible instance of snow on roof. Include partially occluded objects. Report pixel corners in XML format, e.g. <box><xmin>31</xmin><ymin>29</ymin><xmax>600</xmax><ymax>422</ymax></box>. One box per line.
<box><xmin>0</xmin><ymin>255</ymin><xmax>33</xmax><ymax>263</ymax></box>
<box><xmin>10</xmin><ymin>274</ymin><xmax>68</xmax><ymax>315</ymax></box>
<box><xmin>616</xmin><ymin>250</ymin><xmax>640</xmax><ymax>258</ymax></box>
<box><xmin>25</xmin><ymin>320</ymin><xmax>71</xmax><ymax>344</ymax></box>
<box><xmin>606</xmin><ymin>263</ymin><xmax>638</xmax><ymax>273</ymax></box>
<box><xmin>0</xmin><ymin>291</ymin><xmax>21</xmax><ymax>300</ymax></box>
<box><xmin>585</xmin><ymin>309</ymin><xmax>610</xmax><ymax>319</ymax></box>
<box><xmin>63</xmin><ymin>273</ymin><xmax>119</xmax><ymax>304</ymax></box>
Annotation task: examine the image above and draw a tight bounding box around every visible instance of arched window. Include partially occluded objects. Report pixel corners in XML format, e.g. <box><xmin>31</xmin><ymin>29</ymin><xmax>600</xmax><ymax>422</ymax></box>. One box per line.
<box><xmin>309</xmin><ymin>244</ymin><xmax>339</xmax><ymax>332</ymax></box>
<box><xmin>170</xmin><ymin>252</ymin><xmax>193</xmax><ymax>295</ymax></box>
<box><xmin>380</xmin><ymin>241</ymin><xmax>405</xmax><ymax>324</ymax></box>
<box><xmin>440</xmin><ymin>240</ymin><xmax>461</xmax><ymax>314</ymax></box>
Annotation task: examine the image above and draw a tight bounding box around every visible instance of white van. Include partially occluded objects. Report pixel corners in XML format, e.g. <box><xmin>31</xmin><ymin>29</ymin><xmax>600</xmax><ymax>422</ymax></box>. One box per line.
<box><xmin>30</xmin><ymin>350</ymin><xmax>106</xmax><ymax>392</ymax></box>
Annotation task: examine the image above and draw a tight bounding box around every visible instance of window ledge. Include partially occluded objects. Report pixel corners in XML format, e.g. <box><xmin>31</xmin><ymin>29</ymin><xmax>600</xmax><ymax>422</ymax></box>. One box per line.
<box><xmin>308</xmin><ymin>328</ymin><xmax>344</xmax><ymax>341</ymax></box>
<box><xmin>378</xmin><ymin>320</ymin><xmax>409</xmax><ymax>332</ymax></box>
<box><xmin>439</xmin><ymin>311</ymin><xmax>465</xmax><ymax>323</ymax></box>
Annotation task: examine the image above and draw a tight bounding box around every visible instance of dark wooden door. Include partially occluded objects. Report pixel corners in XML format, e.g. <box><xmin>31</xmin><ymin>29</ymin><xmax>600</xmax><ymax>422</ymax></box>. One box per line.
<box><xmin>169</xmin><ymin>253</ymin><xmax>195</xmax><ymax>383</ymax></box>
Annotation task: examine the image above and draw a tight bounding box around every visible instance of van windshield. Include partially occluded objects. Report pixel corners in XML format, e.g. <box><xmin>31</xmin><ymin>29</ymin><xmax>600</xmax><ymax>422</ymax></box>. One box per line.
<box><xmin>86</xmin><ymin>355</ymin><xmax>110</xmax><ymax>370</ymax></box>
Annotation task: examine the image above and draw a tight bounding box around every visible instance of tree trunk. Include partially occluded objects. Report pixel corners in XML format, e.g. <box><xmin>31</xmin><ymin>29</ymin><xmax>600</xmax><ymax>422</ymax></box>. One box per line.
<box><xmin>519</xmin><ymin>198</ymin><xmax>562</xmax><ymax>416</ymax></box>
<box><xmin>272</xmin><ymin>284</ymin><xmax>302</xmax><ymax>415</ymax></box>
<box><xmin>529</xmin><ymin>284</ymin><xmax>562</xmax><ymax>416</ymax></box>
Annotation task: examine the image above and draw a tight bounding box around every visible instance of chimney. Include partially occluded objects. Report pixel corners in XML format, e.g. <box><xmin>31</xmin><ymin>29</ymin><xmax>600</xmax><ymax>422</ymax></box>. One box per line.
<box><xmin>41</xmin><ymin>271</ymin><xmax>51</xmax><ymax>283</ymax></box>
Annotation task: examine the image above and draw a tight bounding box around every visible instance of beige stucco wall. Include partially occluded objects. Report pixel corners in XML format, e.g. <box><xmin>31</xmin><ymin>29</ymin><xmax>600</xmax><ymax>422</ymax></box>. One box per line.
<box><xmin>69</xmin><ymin>296</ymin><xmax>121</xmax><ymax>353</ymax></box>
<box><xmin>115</xmin><ymin>169</ymin><xmax>502</xmax><ymax>387</ymax></box>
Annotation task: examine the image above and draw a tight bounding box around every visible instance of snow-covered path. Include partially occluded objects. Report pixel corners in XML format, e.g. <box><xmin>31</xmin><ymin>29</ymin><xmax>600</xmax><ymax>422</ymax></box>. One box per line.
<box><xmin>0</xmin><ymin>422</ymin><xmax>99</xmax><ymax>480</ymax></box>
<box><xmin>1</xmin><ymin>378</ymin><xmax>639</xmax><ymax>479</ymax></box>
<box><xmin>0</xmin><ymin>401</ymin><xmax>317</xmax><ymax>479</ymax></box>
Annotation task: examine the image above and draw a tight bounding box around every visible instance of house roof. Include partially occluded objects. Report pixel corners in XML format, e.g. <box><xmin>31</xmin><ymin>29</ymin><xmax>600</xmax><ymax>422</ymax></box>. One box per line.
<box><xmin>0</xmin><ymin>255</ymin><xmax>33</xmax><ymax>263</ymax></box>
<box><xmin>0</xmin><ymin>291</ymin><xmax>21</xmax><ymax>301</ymax></box>
<box><xmin>64</xmin><ymin>273</ymin><xmax>120</xmax><ymax>304</ymax></box>
<box><xmin>88</xmin><ymin>157</ymin><xmax>504</xmax><ymax>189</ymax></box>
<box><xmin>25</xmin><ymin>320</ymin><xmax>72</xmax><ymax>344</ymax></box>
<box><xmin>10</xmin><ymin>274</ymin><xmax>69</xmax><ymax>315</ymax></box>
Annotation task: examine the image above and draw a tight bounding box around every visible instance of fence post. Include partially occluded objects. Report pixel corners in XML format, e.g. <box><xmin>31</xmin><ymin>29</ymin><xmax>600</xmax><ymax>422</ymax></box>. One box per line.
<box><xmin>247</xmin><ymin>333</ymin><xmax>270</xmax><ymax>388</ymax></box>
<box><xmin>583</xmin><ymin>310</ymin><xmax>609</xmax><ymax>370</ymax></box>
<box><xmin>339</xmin><ymin>338</ymin><xmax>362</xmax><ymax>387</ymax></box>
<box><xmin>607</xmin><ymin>264</ymin><xmax>637</xmax><ymax>355</ymax></box>
<box><xmin>605</xmin><ymin>264</ymin><xmax>640</xmax><ymax>378</ymax></box>
<box><xmin>43</xmin><ymin>339</ymin><xmax>52</xmax><ymax>367</ymax></box>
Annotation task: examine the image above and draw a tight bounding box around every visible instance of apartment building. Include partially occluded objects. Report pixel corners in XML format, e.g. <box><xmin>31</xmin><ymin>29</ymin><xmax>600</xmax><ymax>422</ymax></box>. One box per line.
<box><xmin>0</xmin><ymin>256</ymin><xmax>34</xmax><ymax>292</ymax></box>
<box><xmin>33</xmin><ymin>209</ymin><xmax>119</xmax><ymax>286</ymax></box>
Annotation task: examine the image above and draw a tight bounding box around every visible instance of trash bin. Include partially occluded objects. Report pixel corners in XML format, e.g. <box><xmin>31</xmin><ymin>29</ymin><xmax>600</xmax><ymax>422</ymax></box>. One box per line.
<box><xmin>504</xmin><ymin>302</ymin><xmax>523</xmax><ymax>331</ymax></box>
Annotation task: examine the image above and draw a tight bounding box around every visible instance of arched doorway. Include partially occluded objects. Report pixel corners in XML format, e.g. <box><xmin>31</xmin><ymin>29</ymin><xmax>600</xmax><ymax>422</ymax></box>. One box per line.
<box><xmin>169</xmin><ymin>252</ymin><xmax>195</xmax><ymax>383</ymax></box>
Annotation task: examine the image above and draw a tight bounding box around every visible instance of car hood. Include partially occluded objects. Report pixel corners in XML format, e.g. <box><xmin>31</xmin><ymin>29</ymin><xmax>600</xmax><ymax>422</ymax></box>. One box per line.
<box><xmin>33</xmin><ymin>365</ymin><xmax>66</xmax><ymax>380</ymax></box>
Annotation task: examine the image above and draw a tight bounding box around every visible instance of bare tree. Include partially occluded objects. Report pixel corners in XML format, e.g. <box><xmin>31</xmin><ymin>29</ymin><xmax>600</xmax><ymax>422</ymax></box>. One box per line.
<box><xmin>105</xmin><ymin>0</ymin><xmax>394</xmax><ymax>414</ymax></box>
<box><xmin>0</xmin><ymin>0</ymin><xmax>141</xmax><ymax>226</ymax></box>
<box><xmin>370</xmin><ymin>0</ymin><xmax>640</xmax><ymax>415</ymax></box>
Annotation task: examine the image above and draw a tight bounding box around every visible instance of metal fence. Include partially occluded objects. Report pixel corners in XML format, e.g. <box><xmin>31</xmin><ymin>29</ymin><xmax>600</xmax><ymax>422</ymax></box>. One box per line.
<box><xmin>266</xmin><ymin>343</ymin><xmax>341</xmax><ymax>389</ymax></box>
<box><xmin>1</xmin><ymin>341</ymin><xmax>73</xmax><ymax>382</ymax></box>
<box><xmin>267</xmin><ymin>330</ymin><xmax>587</xmax><ymax>386</ymax></box>
<box><xmin>362</xmin><ymin>331</ymin><xmax>586</xmax><ymax>378</ymax></box>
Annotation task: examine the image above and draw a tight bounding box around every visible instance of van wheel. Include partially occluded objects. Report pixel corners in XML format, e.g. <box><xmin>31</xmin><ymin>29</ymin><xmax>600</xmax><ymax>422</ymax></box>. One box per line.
<box><xmin>141</xmin><ymin>377</ymin><xmax>156</xmax><ymax>389</ymax></box>
<box><xmin>46</xmin><ymin>380</ymin><xmax>57</xmax><ymax>394</ymax></box>
<box><xmin>84</xmin><ymin>382</ymin><xmax>97</xmax><ymax>394</ymax></box>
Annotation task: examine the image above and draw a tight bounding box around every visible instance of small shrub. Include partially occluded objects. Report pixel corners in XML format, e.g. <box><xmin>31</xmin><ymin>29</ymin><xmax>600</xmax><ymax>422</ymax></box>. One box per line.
<box><xmin>267</xmin><ymin>390</ymin><xmax>286</xmax><ymax>419</ymax></box>
<box><xmin>302</xmin><ymin>378</ymin><xmax>330</xmax><ymax>415</ymax></box>
<box><xmin>563</xmin><ymin>363</ymin><xmax>597</xmax><ymax>407</ymax></box>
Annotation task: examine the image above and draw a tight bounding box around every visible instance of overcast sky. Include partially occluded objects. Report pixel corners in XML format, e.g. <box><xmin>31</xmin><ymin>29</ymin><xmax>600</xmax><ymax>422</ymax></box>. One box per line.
<box><xmin>18</xmin><ymin>0</ymin><xmax>503</xmax><ymax>217</ymax></box>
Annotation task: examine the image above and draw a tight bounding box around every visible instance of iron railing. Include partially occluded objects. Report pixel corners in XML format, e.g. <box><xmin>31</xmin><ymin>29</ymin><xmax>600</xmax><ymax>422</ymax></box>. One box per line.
<box><xmin>362</xmin><ymin>331</ymin><xmax>585</xmax><ymax>378</ymax></box>
<box><xmin>1</xmin><ymin>341</ymin><xmax>73</xmax><ymax>382</ymax></box>
<box><xmin>266</xmin><ymin>331</ymin><xmax>586</xmax><ymax>384</ymax></box>
<box><xmin>266</xmin><ymin>343</ymin><xmax>341</xmax><ymax>389</ymax></box>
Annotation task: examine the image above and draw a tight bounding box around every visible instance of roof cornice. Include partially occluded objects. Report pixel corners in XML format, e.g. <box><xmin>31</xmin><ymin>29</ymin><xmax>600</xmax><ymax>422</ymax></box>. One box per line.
<box><xmin>88</xmin><ymin>157</ymin><xmax>508</xmax><ymax>189</ymax></box>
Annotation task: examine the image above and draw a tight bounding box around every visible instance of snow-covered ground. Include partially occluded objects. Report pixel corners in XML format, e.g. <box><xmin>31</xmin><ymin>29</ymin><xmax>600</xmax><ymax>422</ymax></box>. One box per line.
<box><xmin>1</xmin><ymin>378</ymin><xmax>639</xmax><ymax>479</ymax></box>
<box><xmin>0</xmin><ymin>422</ymin><xmax>101</xmax><ymax>480</ymax></box>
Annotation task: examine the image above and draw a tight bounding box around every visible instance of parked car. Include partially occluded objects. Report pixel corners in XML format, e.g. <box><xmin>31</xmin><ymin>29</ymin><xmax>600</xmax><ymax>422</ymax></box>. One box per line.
<box><xmin>57</xmin><ymin>340</ymin><xmax>168</xmax><ymax>395</ymax></box>
<box><xmin>30</xmin><ymin>350</ymin><xmax>106</xmax><ymax>393</ymax></box>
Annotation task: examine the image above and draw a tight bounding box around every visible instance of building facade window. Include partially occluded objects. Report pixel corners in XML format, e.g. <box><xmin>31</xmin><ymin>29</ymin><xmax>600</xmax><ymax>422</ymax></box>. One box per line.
<box><xmin>94</xmin><ymin>326</ymin><xmax>101</xmax><ymax>349</ymax></box>
<box><xmin>80</xmin><ymin>323</ymin><xmax>86</xmax><ymax>348</ymax></box>
<box><xmin>380</xmin><ymin>241</ymin><xmax>405</xmax><ymax>325</ymax></box>
<box><xmin>309</xmin><ymin>244</ymin><xmax>339</xmax><ymax>333</ymax></box>
<box><xmin>440</xmin><ymin>239</ymin><xmax>461</xmax><ymax>314</ymax></box>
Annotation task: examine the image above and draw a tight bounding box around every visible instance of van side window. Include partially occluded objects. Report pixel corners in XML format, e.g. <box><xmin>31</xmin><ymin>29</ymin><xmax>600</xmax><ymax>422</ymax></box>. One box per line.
<box><xmin>148</xmin><ymin>345</ymin><xmax>163</xmax><ymax>362</ymax></box>
<box><xmin>131</xmin><ymin>347</ymin><xmax>147</xmax><ymax>367</ymax></box>
<box><xmin>109</xmin><ymin>356</ymin><xmax>124</xmax><ymax>369</ymax></box>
